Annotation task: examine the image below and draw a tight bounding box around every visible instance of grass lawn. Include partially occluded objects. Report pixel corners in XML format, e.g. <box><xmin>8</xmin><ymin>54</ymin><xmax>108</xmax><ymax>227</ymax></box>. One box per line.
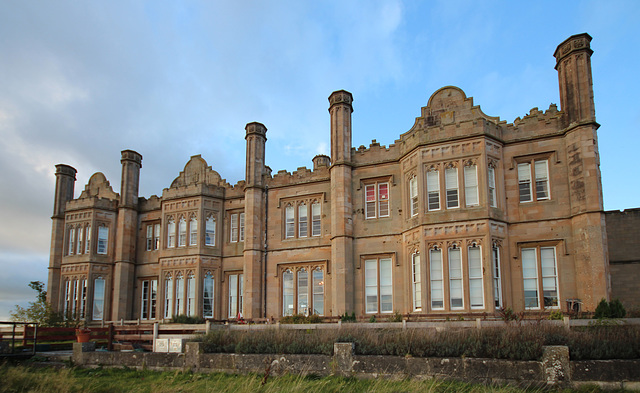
<box><xmin>0</xmin><ymin>365</ymin><xmax>631</xmax><ymax>393</ymax></box>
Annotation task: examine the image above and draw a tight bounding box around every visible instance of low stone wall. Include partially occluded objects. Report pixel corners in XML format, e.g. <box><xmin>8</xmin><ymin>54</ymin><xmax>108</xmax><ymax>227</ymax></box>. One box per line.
<box><xmin>73</xmin><ymin>342</ymin><xmax>640</xmax><ymax>389</ymax></box>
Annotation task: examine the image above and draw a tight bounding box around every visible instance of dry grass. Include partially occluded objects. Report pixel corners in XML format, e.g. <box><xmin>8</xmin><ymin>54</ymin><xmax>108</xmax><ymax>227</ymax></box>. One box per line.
<box><xmin>0</xmin><ymin>364</ymin><xmax>628</xmax><ymax>393</ymax></box>
<box><xmin>201</xmin><ymin>324</ymin><xmax>640</xmax><ymax>360</ymax></box>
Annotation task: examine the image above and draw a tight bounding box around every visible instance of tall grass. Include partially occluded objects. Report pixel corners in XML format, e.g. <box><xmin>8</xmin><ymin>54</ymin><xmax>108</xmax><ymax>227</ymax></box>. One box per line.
<box><xmin>0</xmin><ymin>364</ymin><xmax>619</xmax><ymax>393</ymax></box>
<box><xmin>200</xmin><ymin>324</ymin><xmax>640</xmax><ymax>360</ymax></box>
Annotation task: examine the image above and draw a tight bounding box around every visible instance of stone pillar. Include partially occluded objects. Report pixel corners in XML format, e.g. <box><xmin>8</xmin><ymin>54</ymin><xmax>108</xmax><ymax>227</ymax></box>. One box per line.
<box><xmin>333</xmin><ymin>342</ymin><xmax>354</xmax><ymax>376</ymax></box>
<box><xmin>542</xmin><ymin>345</ymin><xmax>570</xmax><ymax>386</ymax></box>
<box><xmin>243</xmin><ymin>122</ymin><xmax>267</xmax><ymax>319</ymax></box>
<box><xmin>555</xmin><ymin>34</ymin><xmax>610</xmax><ymax>309</ymax></box>
<box><xmin>329</xmin><ymin>90</ymin><xmax>354</xmax><ymax>316</ymax></box>
<box><xmin>47</xmin><ymin>164</ymin><xmax>77</xmax><ymax>312</ymax></box>
<box><xmin>554</xmin><ymin>33</ymin><xmax>595</xmax><ymax>126</ymax></box>
<box><xmin>112</xmin><ymin>150</ymin><xmax>142</xmax><ymax>320</ymax></box>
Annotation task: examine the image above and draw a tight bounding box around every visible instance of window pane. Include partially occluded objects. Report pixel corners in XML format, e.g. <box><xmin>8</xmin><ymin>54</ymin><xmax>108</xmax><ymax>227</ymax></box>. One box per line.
<box><xmin>312</xmin><ymin>269</ymin><xmax>324</xmax><ymax>315</ymax></box>
<box><xmin>178</xmin><ymin>217</ymin><xmax>187</xmax><ymax>247</ymax></box>
<box><xmin>449</xmin><ymin>248</ymin><xmax>463</xmax><ymax>309</ymax></box>
<box><xmin>205</xmin><ymin>217</ymin><xmax>216</xmax><ymax>246</ymax></box>
<box><xmin>229</xmin><ymin>274</ymin><xmax>238</xmax><ymax>318</ymax></box>
<box><xmin>239</xmin><ymin>213</ymin><xmax>245</xmax><ymax>242</ymax></box>
<box><xmin>412</xmin><ymin>253</ymin><xmax>422</xmax><ymax>311</ymax></box>
<box><xmin>97</xmin><ymin>227</ymin><xmax>109</xmax><ymax>254</ymax></box>
<box><xmin>283</xmin><ymin>270</ymin><xmax>294</xmax><ymax>316</ymax></box>
<box><xmin>187</xmin><ymin>274</ymin><xmax>195</xmax><ymax>316</ymax></box>
<box><xmin>365</xmin><ymin>260</ymin><xmax>378</xmax><ymax>313</ymax></box>
<box><xmin>429</xmin><ymin>249</ymin><xmax>444</xmax><ymax>309</ymax></box>
<box><xmin>518</xmin><ymin>163</ymin><xmax>532</xmax><ymax>202</ymax></box>
<box><xmin>164</xmin><ymin>276</ymin><xmax>173</xmax><ymax>318</ymax></box>
<box><xmin>175</xmin><ymin>273</ymin><xmax>184</xmax><ymax>315</ymax></box>
<box><xmin>468</xmin><ymin>246</ymin><xmax>483</xmax><ymax>308</ymax></box>
<box><xmin>379</xmin><ymin>183</ymin><xmax>389</xmax><ymax>217</ymax></box>
<box><xmin>311</xmin><ymin>203</ymin><xmax>321</xmax><ymax>236</ymax></box>
<box><xmin>230</xmin><ymin>214</ymin><xmax>238</xmax><ymax>242</ymax></box>
<box><xmin>285</xmin><ymin>206</ymin><xmax>295</xmax><ymax>238</ymax></box>
<box><xmin>298</xmin><ymin>204</ymin><xmax>308</xmax><ymax>237</ymax></box>
<box><xmin>167</xmin><ymin>219</ymin><xmax>175</xmax><ymax>248</ymax></box>
<box><xmin>445</xmin><ymin>168</ymin><xmax>459</xmax><ymax>208</ymax></box>
<box><xmin>203</xmin><ymin>273</ymin><xmax>214</xmax><ymax>318</ymax></box>
<box><xmin>85</xmin><ymin>225</ymin><xmax>91</xmax><ymax>253</ymax></box>
<box><xmin>92</xmin><ymin>278</ymin><xmax>105</xmax><ymax>321</ymax></box>
<box><xmin>492</xmin><ymin>246</ymin><xmax>502</xmax><ymax>309</ymax></box>
<box><xmin>298</xmin><ymin>269</ymin><xmax>309</xmax><ymax>314</ymax></box>
<box><xmin>464</xmin><ymin>165</ymin><xmax>478</xmax><ymax>207</ymax></box>
<box><xmin>380</xmin><ymin>258</ymin><xmax>393</xmax><ymax>313</ymax></box>
<box><xmin>190</xmin><ymin>218</ymin><xmax>198</xmax><ymax>246</ymax></box>
<box><xmin>522</xmin><ymin>248</ymin><xmax>539</xmax><ymax>308</ymax></box>
<box><xmin>427</xmin><ymin>170</ymin><xmax>440</xmax><ymax>210</ymax></box>
<box><xmin>488</xmin><ymin>166</ymin><xmax>497</xmax><ymax>208</ymax></box>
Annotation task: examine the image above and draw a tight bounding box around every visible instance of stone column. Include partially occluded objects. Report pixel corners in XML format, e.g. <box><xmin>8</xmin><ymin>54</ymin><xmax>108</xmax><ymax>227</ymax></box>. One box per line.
<box><xmin>243</xmin><ymin>122</ymin><xmax>267</xmax><ymax>319</ymax></box>
<box><xmin>329</xmin><ymin>90</ymin><xmax>354</xmax><ymax>316</ymax></box>
<box><xmin>112</xmin><ymin>150</ymin><xmax>142</xmax><ymax>320</ymax></box>
<box><xmin>47</xmin><ymin>164</ymin><xmax>77</xmax><ymax>311</ymax></box>
<box><xmin>555</xmin><ymin>34</ymin><xmax>609</xmax><ymax>309</ymax></box>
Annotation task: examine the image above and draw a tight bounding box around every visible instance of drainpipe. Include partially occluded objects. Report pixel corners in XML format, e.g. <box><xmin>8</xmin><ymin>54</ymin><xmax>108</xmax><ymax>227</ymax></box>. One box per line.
<box><xmin>263</xmin><ymin>185</ymin><xmax>269</xmax><ymax>318</ymax></box>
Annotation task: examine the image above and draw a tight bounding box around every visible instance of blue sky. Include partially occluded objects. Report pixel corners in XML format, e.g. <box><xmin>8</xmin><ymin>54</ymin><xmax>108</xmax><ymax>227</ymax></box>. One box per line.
<box><xmin>1</xmin><ymin>1</ymin><xmax>639</xmax><ymax>320</ymax></box>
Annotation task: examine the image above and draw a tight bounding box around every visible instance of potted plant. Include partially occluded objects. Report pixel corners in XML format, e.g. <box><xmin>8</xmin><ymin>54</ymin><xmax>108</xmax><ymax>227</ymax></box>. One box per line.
<box><xmin>75</xmin><ymin>321</ymin><xmax>91</xmax><ymax>343</ymax></box>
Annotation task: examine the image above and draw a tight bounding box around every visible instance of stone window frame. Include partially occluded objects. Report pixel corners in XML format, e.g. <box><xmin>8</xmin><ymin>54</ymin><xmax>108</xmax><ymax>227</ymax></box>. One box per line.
<box><xmin>408</xmin><ymin>172</ymin><xmax>419</xmax><ymax>217</ymax></box>
<box><xmin>226</xmin><ymin>271</ymin><xmax>243</xmax><ymax>319</ymax></box>
<box><xmin>410</xmin><ymin>247</ymin><xmax>422</xmax><ymax>312</ymax></box>
<box><xmin>426</xmin><ymin>238</ymin><xmax>485</xmax><ymax>312</ymax></box>
<box><xmin>228</xmin><ymin>211</ymin><xmax>245</xmax><ymax>243</ymax></box>
<box><xmin>491</xmin><ymin>239</ymin><xmax>504</xmax><ymax>310</ymax></box>
<box><xmin>140</xmin><ymin>277</ymin><xmax>158</xmax><ymax>320</ymax></box>
<box><xmin>514</xmin><ymin>153</ymin><xmax>553</xmax><ymax>203</ymax></box>
<box><xmin>363</xmin><ymin>178</ymin><xmax>391</xmax><ymax>220</ymax></box>
<box><xmin>204</xmin><ymin>211</ymin><xmax>217</xmax><ymax>247</ymax></box>
<box><xmin>277</xmin><ymin>262</ymin><xmax>326</xmax><ymax>317</ymax></box>
<box><xmin>518</xmin><ymin>241</ymin><xmax>561</xmax><ymax>311</ymax></box>
<box><xmin>63</xmin><ymin>275</ymin><xmax>87</xmax><ymax>320</ymax></box>
<box><xmin>463</xmin><ymin>159</ymin><xmax>480</xmax><ymax>208</ymax></box>
<box><xmin>279</xmin><ymin>194</ymin><xmax>324</xmax><ymax>240</ymax></box>
<box><xmin>145</xmin><ymin>221</ymin><xmax>161</xmax><ymax>251</ymax></box>
<box><xmin>360</xmin><ymin>253</ymin><xmax>395</xmax><ymax>314</ymax></box>
<box><xmin>96</xmin><ymin>223</ymin><xmax>110</xmax><ymax>255</ymax></box>
<box><xmin>487</xmin><ymin>160</ymin><xmax>498</xmax><ymax>208</ymax></box>
<box><xmin>202</xmin><ymin>270</ymin><xmax>215</xmax><ymax>318</ymax></box>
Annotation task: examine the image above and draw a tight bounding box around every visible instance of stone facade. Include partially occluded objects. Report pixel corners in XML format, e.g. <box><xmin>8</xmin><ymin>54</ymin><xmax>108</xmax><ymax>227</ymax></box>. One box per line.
<box><xmin>605</xmin><ymin>209</ymin><xmax>640</xmax><ymax>310</ymax></box>
<box><xmin>48</xmin><ymin>33</ymin><xmax>611</xmax><ymax>322</ymax></box>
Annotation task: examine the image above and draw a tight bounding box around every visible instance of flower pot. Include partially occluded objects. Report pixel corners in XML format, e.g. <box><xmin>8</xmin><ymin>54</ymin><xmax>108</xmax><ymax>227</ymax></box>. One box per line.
<box><xmin>76</xmin><ymin>329</ymin><xmax>91</xmax><ymax>343</ymax></box>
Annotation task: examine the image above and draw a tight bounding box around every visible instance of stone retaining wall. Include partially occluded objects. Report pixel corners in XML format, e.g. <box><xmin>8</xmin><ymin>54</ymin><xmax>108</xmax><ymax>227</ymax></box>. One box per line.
<box><xmin>73</xmin><ymin>342</ymin><xmax>640</xmax><ymax>389</ymax></box>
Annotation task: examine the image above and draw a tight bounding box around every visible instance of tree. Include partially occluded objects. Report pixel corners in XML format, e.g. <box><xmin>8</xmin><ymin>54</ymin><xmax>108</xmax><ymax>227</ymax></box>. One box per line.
<box><xmin>10</xmin><ymin>281</ymin><xmax>63</xmax><ymax>326</ymax></box>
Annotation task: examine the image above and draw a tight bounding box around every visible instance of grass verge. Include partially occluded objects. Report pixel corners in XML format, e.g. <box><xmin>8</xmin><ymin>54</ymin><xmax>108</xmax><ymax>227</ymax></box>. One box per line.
<box><xmin>0</xmin><ymin>364</ymin><xmax>631</xmax><ymax>393</ymax></box>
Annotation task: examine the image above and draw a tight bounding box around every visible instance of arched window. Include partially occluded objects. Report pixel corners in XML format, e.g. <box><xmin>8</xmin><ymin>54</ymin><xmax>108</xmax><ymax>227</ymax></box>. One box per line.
<box><xmin>412</xmin><ymin>251</ymin><xmax>421</xmax><ymax>311</ymax></box>
<box><xmin>187</xmin><ymin>272</ymin><xmax>195</xmax><ymax>316</ymax></box>
<box><xmin>164</xmin><ymin>273</ymin><xmax>173</xmax><ymax>318</ymax></box>
<box><xmin>312</xmin><ymin>268</ymin><xmax>324</xmax><ymax>315</ymax></box>
<box><xmin>203</xmin><ymin>272</ymin><xmax>214</xmax><ymax>318</ymax></box>
<box><xmin>282</xmin><ymin>269</ymin><xmax>294</xmax><ymax>316</ymax></box>
<box><xmin>297</xmin><ymin>268</ymin><xmax>308</xmax><ymax>314</ymax></box>
<box><xmin>298</xmin><ymin>203</ymin><xmax>308</xmax><ymax>237</ymax></box>
<box><xmin>92</xmin><ymin>277</ymin><xmax>105</xmax><ymax>321</ymax></box>
<box><xmin>167</xmin><ymin>218</ymin><xmax>176</xmax><ymax>248</ymax></box>
<box><xmin>429</xmin><ymin>247</ymin><xmax>444</xmax><ymax>310</ymax></box>
<box><xmin>189</xmin><ymin>217</ymin><xmax>198</xmax><ymax>246</ymax></box>
<box><xmin>178</xmin><ymin>217</ymin><xmax>187</xmax><ymax>247</ymax></box>
<box><xmin>205</xmin><ymin>215</ymin><xmax>216</xmax><ymax>246</ymax></box>
<box><xmin>175</xmin><ymin>272</ymin><xmax>184</xmax><ymax>315</ymax></box>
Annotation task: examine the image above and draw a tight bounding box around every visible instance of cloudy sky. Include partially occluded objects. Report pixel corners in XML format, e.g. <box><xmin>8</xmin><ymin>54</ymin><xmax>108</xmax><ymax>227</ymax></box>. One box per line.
<box><xmin>1</xmin><ymin>1</ymin><xmax>639</xmax><ymax>320</ymax></box>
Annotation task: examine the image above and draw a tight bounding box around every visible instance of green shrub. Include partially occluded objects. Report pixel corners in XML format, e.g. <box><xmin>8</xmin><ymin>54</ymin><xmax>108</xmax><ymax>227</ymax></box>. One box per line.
<box><xmin>548</xmin><ymin>310</ymin><xmax>564</xmax><ymax>320</ymax></box>
<box><xmin>594</xmin><ymin>298</ymin><xmax>611</xmax><ymax>319</ymax></box>
<box><xmin>280</xmin><ymin>314</ymin><xmax>323</xmax><ymax>324</ymax></box>
<box><xmin>388</xmin><ymin>312</ymin><xmax>403</xmax><ymax>322</ymax></box>
<box><xmin>339</xmin><ymin>312</ymin><xmax>356</xmax><ymax>322</ymax></box>
<box><xmin>609</xmin><ymin>299</ymin><xmax>626</xmax><ymax>318</ymax></box>
<box><xmin>594</xmin><ymin>298</ymin><xmax>626</xmax><ymax>319</ymax></box>
<box><xmin>171</xmin><ymin>314</ymin><xmax>205</xmax><ymax>324</ymax></box>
